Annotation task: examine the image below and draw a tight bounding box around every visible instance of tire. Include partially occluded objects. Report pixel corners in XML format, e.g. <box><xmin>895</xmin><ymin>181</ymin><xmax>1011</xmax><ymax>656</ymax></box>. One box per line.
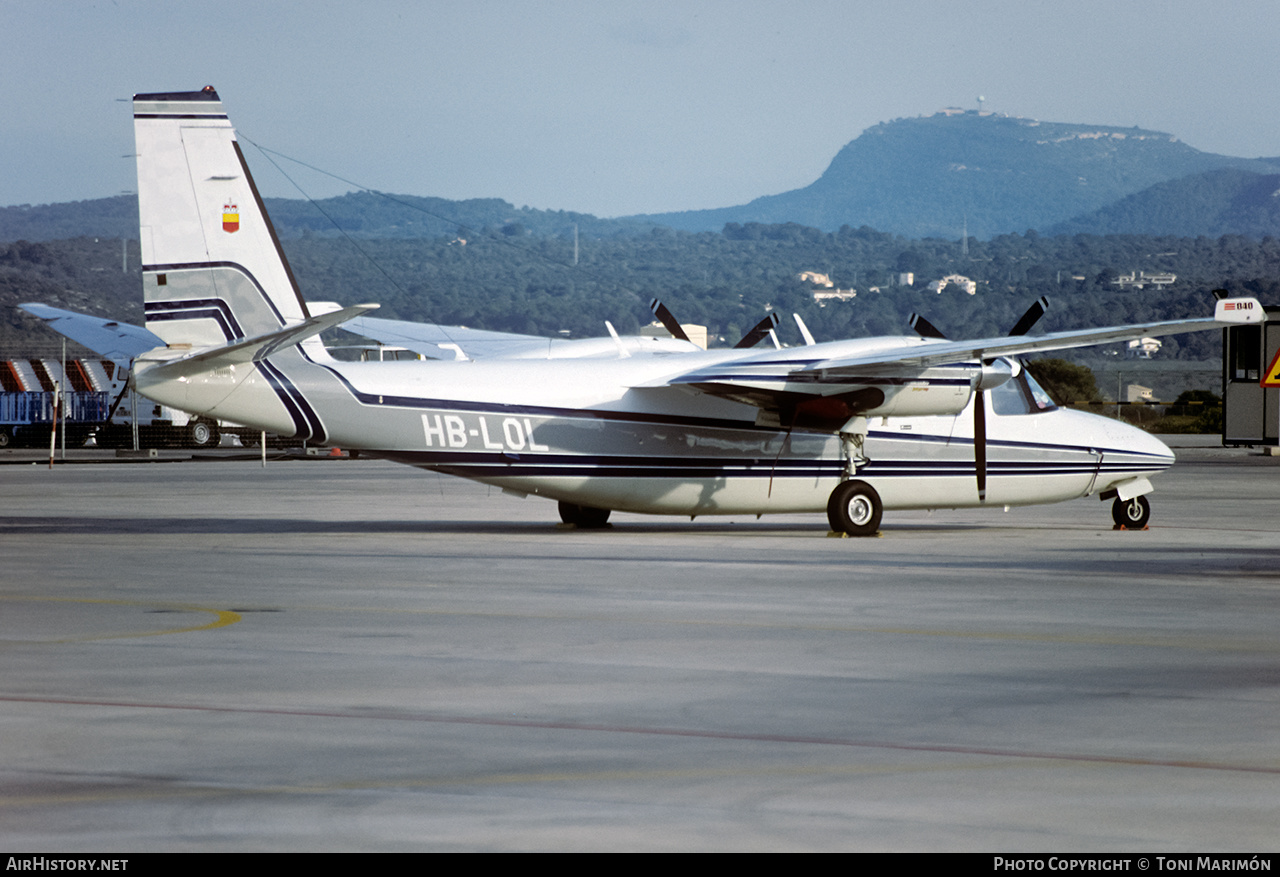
<box><xmin>1111</xmin><ymin>495</ymin><xmax>1150</xmax><ymax>529</ymax></box>
<box><xmin>0</xmin><ymin>427</ymin><xmax>10</xmax><ymax>449</ymax></box>
<box><xmin>558</xmin><ymin>501</ymin><xmax>612</xmax><ymax>529</ymax></box>
<box><xmin>187</xmin><ymin>420</ymin><xmax>219</xmax><ymax>448</ymax></box>
<box><xmin>95</xmin><ymin>425</ymin><xmax>131</xmax><ymax>449</ymax></box>
<box><xmin>826</xmin><ymin>480</ymin><xmax>883</xmax><ymax>536</ymax></box>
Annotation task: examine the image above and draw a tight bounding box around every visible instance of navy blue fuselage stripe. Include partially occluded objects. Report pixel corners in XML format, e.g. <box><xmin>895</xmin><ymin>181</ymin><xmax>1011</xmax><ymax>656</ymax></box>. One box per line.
<box><xmin>372</xmin><ymin>452</ymin><xmax>1158</xmax><ymax>481</ymax></box>
<box><xmin>142</xmin><ymin>261</ymin><xmax>288</xmax><ymax>326</ymax></box>
<box><xmin>142</xmin><ymin>261</ymin><xmax>320</xmax><ymax>432</ymax></box>
<box><xmin>144</xmin><ymin>299</ymin><xmax>244</xmax><ymax>340</ymax></box>
<box><xmin>678</xmin><ymin>374</ymin><xmax>973</xmax><ymax>386</ymax></box>
<box><xmin>133</xmin><ymin>113</ymin><xmax>229</xmax><ymax>120</ymax></box>
<box><xmin>145</xmin><ymin>306</ymin><xmax>236</xmax><ymax>340</ymax></box>
<box><xmin>257</xmin><ymin>359</ymin><xmax>325</xmax><ymax>443</ymax></box>
<box><xmin>311</xmin><ymin>360</ymin><xmax>782</xmax><ymax>433</ymax></box>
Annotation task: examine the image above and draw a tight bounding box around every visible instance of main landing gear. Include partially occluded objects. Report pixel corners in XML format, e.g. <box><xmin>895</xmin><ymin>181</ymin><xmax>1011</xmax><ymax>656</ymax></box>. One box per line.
<box><xmin>827</xmin><ymin>416</ymin><xmax>882</xmax><ymax>537</ymax></box>
<box><xmin>827</xmin><ymin>480</ymin><xmax>883</xmax><ymax>537</ymax></box>
<box><xmin>558</xmin><ymin>501</ymin><xmax>612</xmax><ymax>529</ymax></box>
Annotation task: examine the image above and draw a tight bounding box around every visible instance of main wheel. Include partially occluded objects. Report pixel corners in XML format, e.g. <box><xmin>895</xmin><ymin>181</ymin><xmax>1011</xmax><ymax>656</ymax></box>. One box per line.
<box><xmin>827</xmin><ymin>480</ymin><xmax>883</xmax><ymax>536</ymax></box>
<box><xmin>187</xmin><ymin>420</ymin><xmax>220</xmax><ymax>448</ymax></box>
<box><xmin>558</xmin><ymin>501</ymin><xmax>612</xmax><ymax>529</ymax></box>
<box><xmin>0</xmin><ymin>427</ymin><xmax>10</xmax><ymax>448</ymax></box>
<box><xmin>95</xmin><ymin>425</ymin><xmax>131</xmax><ymax>449</ymax></box>
<box><xmin>1111</xmin><ymin>495</ymin><xmax>1150</xmax><ymax>529</ymax></box>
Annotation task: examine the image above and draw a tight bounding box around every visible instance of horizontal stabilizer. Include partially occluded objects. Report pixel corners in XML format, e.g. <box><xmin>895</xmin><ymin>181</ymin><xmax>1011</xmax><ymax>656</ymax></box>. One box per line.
<box><xmin>19</xmin><ymin>303</ymin><xmax>163</xmax><ymax>364</ymax></box>
<box><xmin>142</xmin><ymin>303</ymin><xmax>378</xmax><ymax>379</ymax></box>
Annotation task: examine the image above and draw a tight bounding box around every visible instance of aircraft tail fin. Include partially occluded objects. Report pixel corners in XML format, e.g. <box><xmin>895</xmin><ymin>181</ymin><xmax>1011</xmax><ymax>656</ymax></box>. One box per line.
<box><xmin>133</xmin><ymin>87</ymin><xmax>310</xmax><ymax>349</ymax></box>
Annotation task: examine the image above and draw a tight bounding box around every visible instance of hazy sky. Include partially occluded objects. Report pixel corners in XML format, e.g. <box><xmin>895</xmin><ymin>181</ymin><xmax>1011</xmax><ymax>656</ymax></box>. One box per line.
<box><xmin>4</xmin><ymin>0</ymin><xmax>1279</xmax><ymax>217</ymax></box>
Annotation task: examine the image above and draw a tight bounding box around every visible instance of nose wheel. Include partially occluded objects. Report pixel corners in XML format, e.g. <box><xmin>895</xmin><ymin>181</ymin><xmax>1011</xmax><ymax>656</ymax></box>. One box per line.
<box><xmin>1111</xmin><ymin>495</ymin><xmax>1151</xmax><ymax>529</ymax></box>
<box><xmin>827</xmin><ymin>480</ymin><xmax>883</xmax><ymax>537</ymax></box>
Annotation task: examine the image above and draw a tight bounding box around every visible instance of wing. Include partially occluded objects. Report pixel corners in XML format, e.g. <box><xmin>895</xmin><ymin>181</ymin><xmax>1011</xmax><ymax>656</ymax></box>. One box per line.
<box><xmin>659</xmin><ymin>297</ymin><xmax>1262</xmax><ymax>430</ymax></box>
<box><xmin>341</xmin><ymin>313</ymin><xmax>700</xmax><ymax>361</ymax></box>
<box><xmin>340</xmin><ymin>313</ymin><xmax>553</xmax><ymax>360</ymax></box>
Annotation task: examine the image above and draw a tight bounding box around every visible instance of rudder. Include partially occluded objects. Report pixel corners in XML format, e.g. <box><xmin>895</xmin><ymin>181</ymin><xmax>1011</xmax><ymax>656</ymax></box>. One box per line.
<box><xmin>134</xmin><ymin>86</ymin><xmax>309</xmax><ymax>348</ymax></box>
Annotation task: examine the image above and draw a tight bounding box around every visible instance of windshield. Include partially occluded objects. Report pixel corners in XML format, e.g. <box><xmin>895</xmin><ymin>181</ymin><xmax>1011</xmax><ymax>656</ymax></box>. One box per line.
<box><xmin>991</xmin><ymin>369</ymin><xmax>1057</xmax><ymax>415</ymax></box>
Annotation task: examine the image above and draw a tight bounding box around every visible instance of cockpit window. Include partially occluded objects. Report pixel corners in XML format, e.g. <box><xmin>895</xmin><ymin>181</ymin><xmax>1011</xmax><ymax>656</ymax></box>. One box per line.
<box><xmin>991</xmin><ymin>370</ymin><xmax>1057</xmax><ymax>416</ymax></box>
<box><xmin>1023</xmin><ymin>370</ymin><xmax>1058</xmax><ymax>411</ymax></box>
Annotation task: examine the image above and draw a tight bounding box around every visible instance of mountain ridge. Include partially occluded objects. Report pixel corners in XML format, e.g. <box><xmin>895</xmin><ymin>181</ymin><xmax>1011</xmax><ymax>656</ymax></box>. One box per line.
<box><xmin>633</xmin><ymin>111</ymin><xmax>1280</xmax><ymax>238</ymax></box>
<box><xmin>5</xmin><ymin>110</ymin><xmax>1280</xmax><ymax>243</ymax></box>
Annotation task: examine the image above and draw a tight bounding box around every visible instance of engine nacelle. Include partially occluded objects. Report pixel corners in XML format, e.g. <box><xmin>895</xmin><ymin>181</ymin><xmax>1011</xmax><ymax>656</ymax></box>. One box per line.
<box><xmin>974</xmin><ymin>357</ymin><xmax>1017</xmax><ymax>392</ymax></box>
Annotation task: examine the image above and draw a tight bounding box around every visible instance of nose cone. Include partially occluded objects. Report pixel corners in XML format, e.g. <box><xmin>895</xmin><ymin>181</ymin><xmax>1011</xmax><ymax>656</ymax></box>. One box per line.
<box><xmin>1105</xmin><ymin>416</ymin><xmax>1175</xmax><ymax>468</ymax></box>
<box><xmin>1059</xmin><ymin>408</ymin><xmax>1175</xmax><ymax>490</ymax></box>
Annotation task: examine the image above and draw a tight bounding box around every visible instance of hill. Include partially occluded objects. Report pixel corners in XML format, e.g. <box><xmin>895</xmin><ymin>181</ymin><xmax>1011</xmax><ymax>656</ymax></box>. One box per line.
<box><xmin>1050</xmin><ymin>168</ymin><xmax>1280</xmax><ymax>237</ymax></box>
<box><xmin>0</xmin><ymin>192</ymin><xmax>653</xmax><ymax>244</ymax></box>
<box><xmin>636</xmin><ymin>111</ymin><xmax>1280</xmax><ymax>238</ymax></box>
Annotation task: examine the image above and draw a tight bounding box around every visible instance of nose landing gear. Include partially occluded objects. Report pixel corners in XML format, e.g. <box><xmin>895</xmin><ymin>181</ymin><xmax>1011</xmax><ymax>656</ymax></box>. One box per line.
<box><xmin>1111</xmin><ymin>495</ymin><xmax>1151</xmax><ymax>530</ymax></box>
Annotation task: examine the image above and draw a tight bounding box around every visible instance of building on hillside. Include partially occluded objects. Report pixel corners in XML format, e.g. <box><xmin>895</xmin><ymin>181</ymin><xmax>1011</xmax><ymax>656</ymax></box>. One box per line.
<box><xmin>1126</xmin><ymin>384</ymin><xmax>1155</xmax><ymax>404</ymax></box>
<box><xmin>812</xmin><ymin>289</ymin><xmax>857</xmax><ymax>306</ymax></box>
<box><xmin>1112</xmin><ymin>271</ymin><xmax>1176</xmax><ymax>289</ymax></box>
<box><xmin>927</xmin><ymin>274</ymin><xmax>978</xmax><ymax>295</ymax></box>
<box><xmin>1126</xmin><ymin>337</ymin><xmax>1162</xmax><ymax>359</ymax></box>
<box><xmin>797</xmin><ymin>271</ymin><xmax>833</xmax><ymax>288</ymax></box>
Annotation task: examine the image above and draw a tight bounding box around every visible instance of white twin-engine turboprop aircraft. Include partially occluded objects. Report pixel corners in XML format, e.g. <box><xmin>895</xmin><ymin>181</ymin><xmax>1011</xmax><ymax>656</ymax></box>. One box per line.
<box><xmin>87</xmin><ymin>87</ymin><xmax>1274</xmax><ymax>533</ymax></box>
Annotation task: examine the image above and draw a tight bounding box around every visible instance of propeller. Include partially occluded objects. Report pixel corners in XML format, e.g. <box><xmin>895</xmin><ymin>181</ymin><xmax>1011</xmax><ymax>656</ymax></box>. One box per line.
<box><xmin>648</xmin><ymin>299</ymin><xmax>691</xmax><ymax>343</ymax></box>
<box><xmin>974</xmin><ymin>386</ymin><xmax>987</xmax><ymax>502</ymax></box>
<box><xmin>908</xmin><ymin>312</ymin><xmax>948</xmax><ymax>340</ymax></box>
<box><xmin>1008</xmin><ymin>295</ymin><xmax>1050</xmax><ymax>336</ymax></box>
<box><xmin>907</xmin><ymin>298</ymin><xmax>1050</xmax><ymax>503</ymax></box>
<box><xmin>733</xmin><ymin>312</ymin><xmax>781</xmax><ymax>349</ymax></box>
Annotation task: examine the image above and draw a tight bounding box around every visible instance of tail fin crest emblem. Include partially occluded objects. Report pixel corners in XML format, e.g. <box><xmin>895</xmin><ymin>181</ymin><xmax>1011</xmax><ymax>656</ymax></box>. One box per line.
<box><xmin>222</xmin><ymin>202</ymin><xmax>239</xmax><ymax>233</ymax></box>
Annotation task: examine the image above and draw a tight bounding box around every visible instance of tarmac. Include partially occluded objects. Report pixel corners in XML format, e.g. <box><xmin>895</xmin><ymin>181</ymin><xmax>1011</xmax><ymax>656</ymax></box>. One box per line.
<box><xmin>1</xmin><ymin>438</ymin><xmax>1277</xmax><ymax>851</ymax></box>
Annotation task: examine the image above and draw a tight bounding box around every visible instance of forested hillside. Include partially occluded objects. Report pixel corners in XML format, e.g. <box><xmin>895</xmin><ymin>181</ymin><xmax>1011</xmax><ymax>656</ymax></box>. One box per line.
<box><xmin>6</xmin><ymin>224</ymin><xmax>1277</xmax><ymax>364</ymax></box>
<box><xmin>1050</xmin><ymin>169</ymin><xmax>1280</xmax><ymax>237</ymax></box>
<box><xmin>0</xmin><ymin>193</ymin><xmax>653</xmax><ymax>245</ymax></box>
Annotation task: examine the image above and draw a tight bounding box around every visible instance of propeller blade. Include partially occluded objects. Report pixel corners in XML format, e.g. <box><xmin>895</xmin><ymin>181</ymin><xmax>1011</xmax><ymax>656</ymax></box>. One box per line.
<box><xmin>974</xmin><ymin>389</ymin><xmax>987</xmax><ymax>502</ymax></box>
<box><xmin>734</xmin><ymin>312</ymin><xmax>781</xmax><ymax>348</ymax></box>
<box><xmin>793</xmin><ymin>313</ymin><xmax>816</xmax><ymax>346</ymax></box>
<box><xmin>1008</xmin><ymin>296</ymin><xmax>1050</xmax><ymax>336</ymax></box>
<box><xmin>648</xmin><ymin>299</ymin><xmax>690</xmax><ymax>343</ymax></box>
<box><xmin>908</xmin><ymin>313</ymin><xmax>949</xmax><ymax>340</ymax></box>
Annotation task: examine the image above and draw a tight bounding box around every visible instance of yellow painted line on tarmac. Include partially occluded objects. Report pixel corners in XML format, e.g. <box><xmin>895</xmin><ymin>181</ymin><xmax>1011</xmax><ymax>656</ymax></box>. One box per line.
<box><xmin>0</xmin><ymin>595</ymin><xmax>241</xmax><ymax>643</ymax></box>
